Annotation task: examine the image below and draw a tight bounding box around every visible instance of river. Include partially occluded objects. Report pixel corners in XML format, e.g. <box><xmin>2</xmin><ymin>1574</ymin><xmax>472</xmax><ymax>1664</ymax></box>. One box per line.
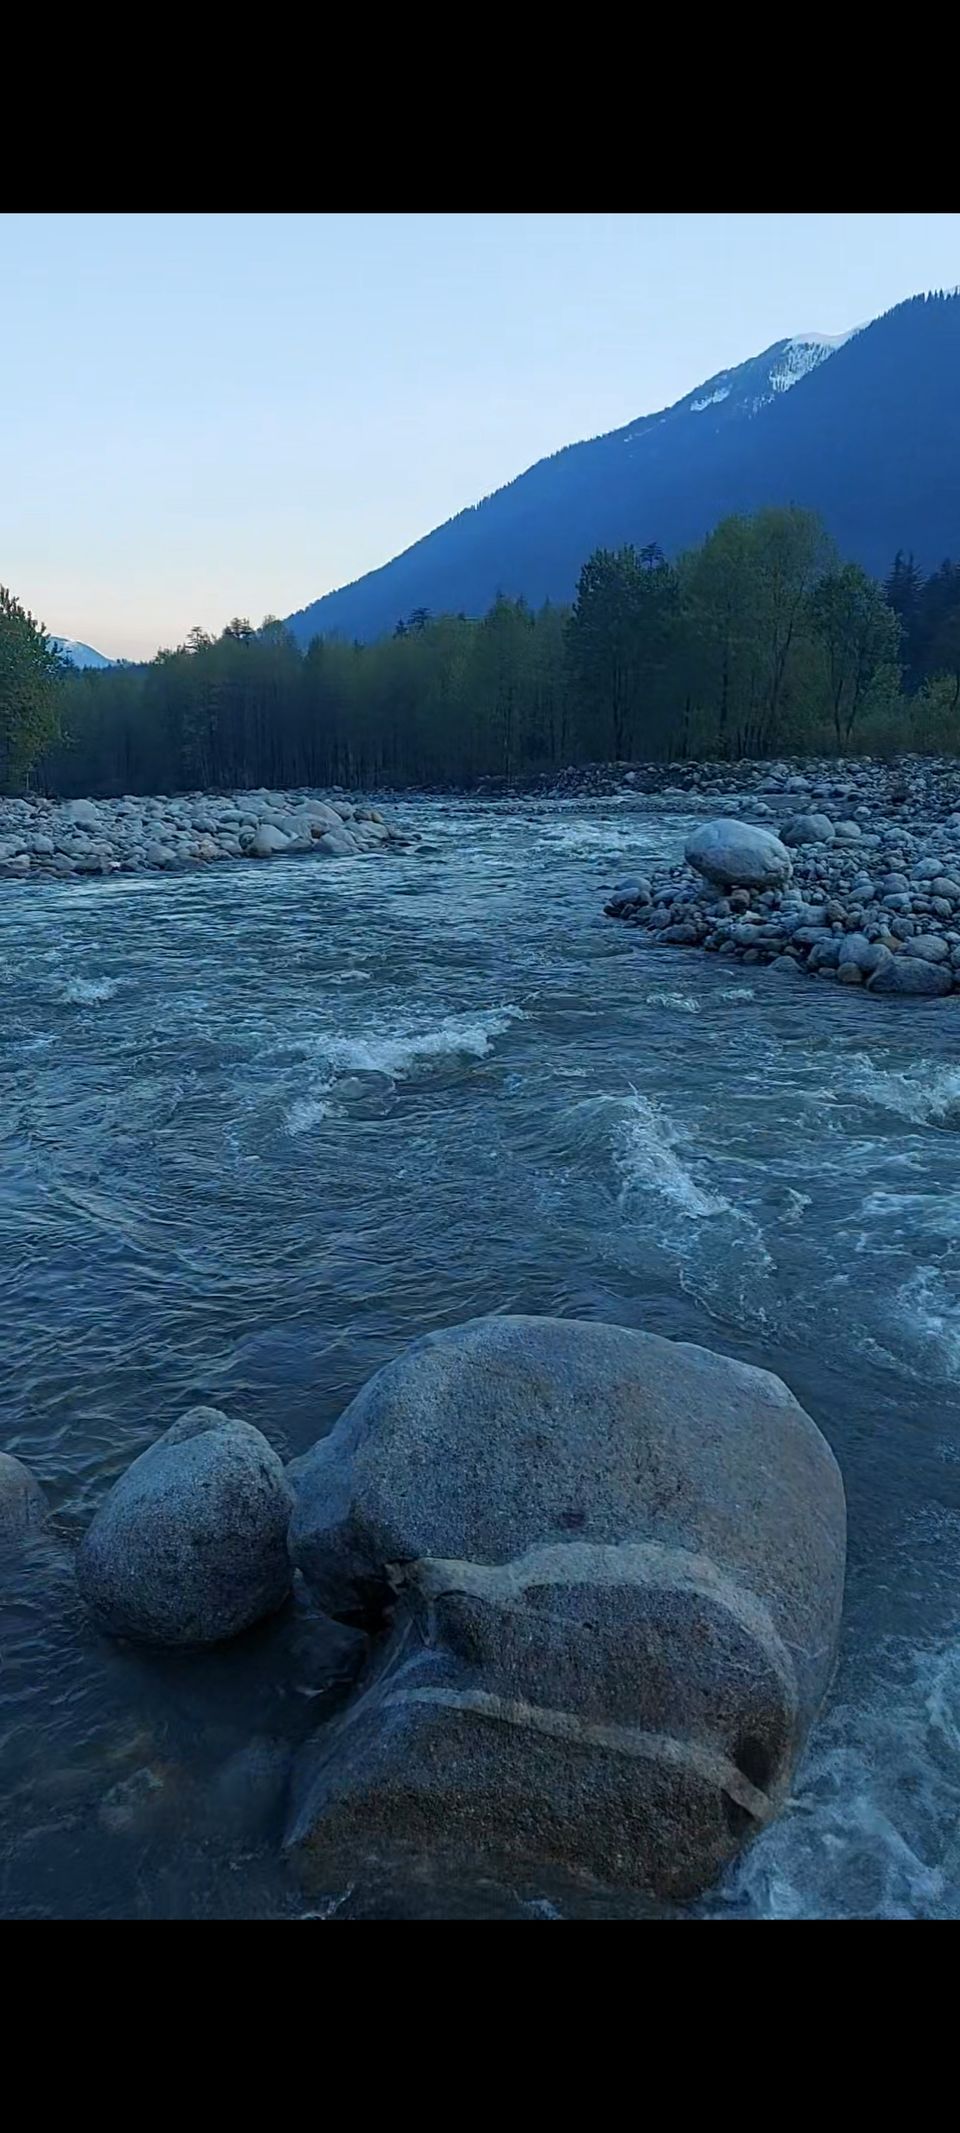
<box><xmin>1</xmin><ymin>795</ymin><xmax>959</xmax><ymax>1918</ymax></box>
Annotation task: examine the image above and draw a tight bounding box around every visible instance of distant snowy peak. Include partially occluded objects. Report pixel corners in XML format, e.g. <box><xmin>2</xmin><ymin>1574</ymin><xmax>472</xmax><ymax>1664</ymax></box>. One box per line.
<box><xmin>51</xmin><ymin>636</ymin><xmax>113</xmax><ymax>669</ymax></box>
<box><xmin>681</xmin><ymin>327</ymin><xmax>858</xmax><ymax>426</ymax></box>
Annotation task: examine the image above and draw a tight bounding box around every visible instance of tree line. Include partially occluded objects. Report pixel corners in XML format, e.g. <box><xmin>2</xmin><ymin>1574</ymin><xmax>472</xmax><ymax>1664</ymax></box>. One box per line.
<box><xmin>6</xmin><ymin>507</ymin><xmax>960</xmax><ymax>798</ymax></box>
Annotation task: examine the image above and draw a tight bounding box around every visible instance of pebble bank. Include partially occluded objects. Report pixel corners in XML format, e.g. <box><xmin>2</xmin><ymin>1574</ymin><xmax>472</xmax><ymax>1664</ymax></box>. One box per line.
<box><xmin>0</xmin><ymin>789</ymin><xmax>406</xmax><ymax>882</ymax></box>
<box><xmin>603</xmin><ymin>755</ymin><xmax>960</xmax><ymax>999</ymax></box>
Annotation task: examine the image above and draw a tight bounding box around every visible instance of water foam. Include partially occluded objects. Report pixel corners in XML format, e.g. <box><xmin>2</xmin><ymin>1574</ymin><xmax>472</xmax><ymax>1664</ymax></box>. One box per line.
<box><xmin>614</xmin><ymin>1090</ymin><xmax>730</xmax><ymax>1218</ymax></box>
<box><xmin>847</xmin><ymin>1052</ymin><xmax>960</xmax><ymax>1128</ymax></box>
<box><xmin>285</xmin><ymin>1091</ymin><xmax>334</xmax><ymax>1135</ymax></box>
<box><xmin>643</xmin><ymin>990</ymin><xmax>701</xmax><ymax>1014</ymax></box>
<box><xmin>895</xmin><ymin>1266</ymin><xmax>960</xmax><ymax>1382</ymax></box>
<box><xmin>716</xmin><ymin>1637</ymin><xmax>960</xmax><ymax>1919</ymax></box>
<box><xmin>58</xmin><ymin>976</ymin><xmax>119</xmax><ymax>1005</ymax></box>
<box><xmin>314</xmin><ymin>1006</ymin><xmax>524</xmax><ymax>1078</ymax></box>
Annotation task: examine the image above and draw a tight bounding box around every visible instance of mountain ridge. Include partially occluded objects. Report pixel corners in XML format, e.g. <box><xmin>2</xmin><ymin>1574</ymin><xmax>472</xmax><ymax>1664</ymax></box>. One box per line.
<box><xmin>284</xmin><ymin>292</ymin><xmax>960</xmax><ymax>645</ymax></box>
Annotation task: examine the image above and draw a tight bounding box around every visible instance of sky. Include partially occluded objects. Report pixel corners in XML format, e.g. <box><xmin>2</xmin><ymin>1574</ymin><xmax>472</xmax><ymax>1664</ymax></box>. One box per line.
<box><xmin>3</xmin><ymin>212</ymin><xmax>960</xmax><ymax>661</ymax></box>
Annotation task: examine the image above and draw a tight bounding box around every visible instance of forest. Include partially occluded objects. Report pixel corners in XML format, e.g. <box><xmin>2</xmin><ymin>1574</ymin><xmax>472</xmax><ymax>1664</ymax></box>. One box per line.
<box><xmin>5</xmin><ymin>507</ymin><xmax>960</xmax><ymax>798</ymax></box>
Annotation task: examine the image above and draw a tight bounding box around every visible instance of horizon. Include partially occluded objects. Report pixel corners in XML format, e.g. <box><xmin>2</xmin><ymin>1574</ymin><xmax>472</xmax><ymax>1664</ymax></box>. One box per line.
<box><xmin>4</xmin><ymin>213</ymin><xmax>960</xmax><ymax>660</ymax></box>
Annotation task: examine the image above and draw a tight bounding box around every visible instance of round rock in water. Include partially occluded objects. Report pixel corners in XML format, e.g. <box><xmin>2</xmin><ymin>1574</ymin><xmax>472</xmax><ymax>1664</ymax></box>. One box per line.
<box><xmin>287</xmin><ymin>1315</ymin><xmax>845</xmax><ymax>1901</ymax></box>
<box><xmin>684</xmin><ymin>820</ymin><xmax>792</xmax><ymax>890</ymax></box>
<box><xmin>0</xmin><ymin>1452</ymin><xmax>47</xmax><ymax>1539</ymax></box>
<box><xmin>77</xmin><ymin>1407</ymin><xmax>293</xmax><ymax>1646</ymax></box>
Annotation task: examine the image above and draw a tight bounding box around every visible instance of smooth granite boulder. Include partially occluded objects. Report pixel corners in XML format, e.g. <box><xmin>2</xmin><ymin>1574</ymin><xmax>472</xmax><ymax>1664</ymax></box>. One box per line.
<box><xmin>77</xmin><ymin>1407</ymin><xmax>293</xmax><ymax>1646</ymax></box>
<box><xmin>685</xmin><ymin>821</ymin><xmax>792</xmax><ymax>891</ymax></box>
<box><xmin>287</xmin><ymin>1315</ymin><xmax>845</xmax><ymax>1900</ymax></box>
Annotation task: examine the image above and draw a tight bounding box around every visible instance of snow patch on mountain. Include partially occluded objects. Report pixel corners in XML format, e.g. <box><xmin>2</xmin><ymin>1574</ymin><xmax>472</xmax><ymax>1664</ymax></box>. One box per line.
<box><xmin>768</xmin><ymin>334</ymin><xmax>853</xmax><ymax>396</ymax></box>
<box><xmin>51</xmin><ymin>637</ymin><xmax>114</xmax><ymax>669</ymax></box>
<box><xmin>690</xmin><ymin>386</ymin><xmax>732</xmax><ymax>413</ymax></box>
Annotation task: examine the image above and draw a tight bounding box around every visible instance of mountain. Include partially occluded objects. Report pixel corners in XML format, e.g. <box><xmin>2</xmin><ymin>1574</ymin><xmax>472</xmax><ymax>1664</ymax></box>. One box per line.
<box><xmin>284</xmin><ymin>291</ymin><xmax>960</xmax><ymax>645</ymax></box>
<box><xmin>52</xmin><ymin>637</ymin><xmax>114</xmax><ymax>669</ymax></box>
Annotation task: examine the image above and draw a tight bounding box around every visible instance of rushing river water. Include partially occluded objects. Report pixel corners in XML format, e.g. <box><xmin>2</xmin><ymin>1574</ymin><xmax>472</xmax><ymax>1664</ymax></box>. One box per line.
<box><xmin>2</xmin><ymin>795</ymin><xmax>960</xmax><ymax>1919</ymax></box>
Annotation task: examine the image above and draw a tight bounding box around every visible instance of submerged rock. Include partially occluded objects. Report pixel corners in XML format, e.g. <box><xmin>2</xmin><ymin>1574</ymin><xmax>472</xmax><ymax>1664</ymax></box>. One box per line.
<box><xmin>77</xmin><ymin>1407</ymin><xmax>293</xmax><ymax>1646</ymax></box>
<box><xmin>287</xmin><ymin>1315</ymin><xmax>846</xmax><ymax>1901</ymax></box>
<box><xmin>685</xmin><ymin>821</ymin><xmax>792</xmax><ymax>890</ymax></box>
<box><xmin>0</xmin><ymin>1452</ymin><xmax>47</xmax><ymax>1539</ymax></box>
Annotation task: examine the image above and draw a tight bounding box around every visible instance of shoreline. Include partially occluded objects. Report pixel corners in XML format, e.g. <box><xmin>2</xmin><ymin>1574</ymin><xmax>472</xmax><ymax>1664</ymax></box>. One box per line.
<box><xmin>601</xmin><ymin>756</ymin><xmax>960</xmax><ymax>1000</ymax></box>
<box><xmin>0</xmin><ymin>789</ymin><xmax>408</xmax><ymax>883</ymax></box>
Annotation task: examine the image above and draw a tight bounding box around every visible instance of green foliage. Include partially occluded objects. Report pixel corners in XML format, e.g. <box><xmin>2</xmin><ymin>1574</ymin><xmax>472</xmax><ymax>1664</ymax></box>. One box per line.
<box><xmin>675</xmin><ymin>508</ymin><xmax>834</xmax><ymax>758</ymax></box>
<box><xmin>30</xmin><ymin>509</ymin><xmax>960</xmax><ymax>798</ymax></box>
<box><xmin>566</xmin><ymin>546</ymin><xmax>678</xmax><ymax>759</ymax></box>
<box><xmin>0</xmin><ymin>586</ymin><xmax>64</xmax><ymax>791</ymax></box>
<box><xmin>808</xmin><ymin>562</ymin><xmax>902</xmax><ymax>749</ymax></box>
<box><xmin>910</xmin><ymin>672</ymin><xmax>960</xmax><ymax>751</ymax></box>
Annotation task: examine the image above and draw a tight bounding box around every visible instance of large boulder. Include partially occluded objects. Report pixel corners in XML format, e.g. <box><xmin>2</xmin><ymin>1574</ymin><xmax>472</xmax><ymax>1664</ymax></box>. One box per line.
<box><xmin>684</xmin><ymin>821</ymin><xmax>792</xmax><ymax>891</ymax></box>
<box><xmin>77</xmin><ymin>1408</ymin><xmax>293</xmax><ymax>1646</ymax></box>
<box><xmin>0</xmin><ymin>1452</ymin><xmax>47</xmax><ymax>1539</ymax></box>
<box><xmin>287</xmin><ymin>1316</ymin><xmax>845</xmax><ymax>1900</ymax></box>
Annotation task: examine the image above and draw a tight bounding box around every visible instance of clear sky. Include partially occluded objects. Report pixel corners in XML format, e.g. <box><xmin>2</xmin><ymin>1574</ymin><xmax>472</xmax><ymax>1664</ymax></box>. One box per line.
<box><xmin>3</xmin><ymin>213</ymin><xmax>959</xmax><ymax>660</ymax></box>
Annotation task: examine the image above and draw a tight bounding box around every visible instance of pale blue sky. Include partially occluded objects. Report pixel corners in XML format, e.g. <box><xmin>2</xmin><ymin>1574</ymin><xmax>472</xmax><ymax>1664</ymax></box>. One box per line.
<box><xmin>3</xmin><ymin>213</ymin><xmax>959</xmax><ymax>659</ymax></box>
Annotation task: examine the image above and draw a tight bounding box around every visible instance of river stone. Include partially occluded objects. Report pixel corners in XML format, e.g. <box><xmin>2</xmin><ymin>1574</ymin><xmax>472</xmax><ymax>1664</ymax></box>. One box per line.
<box><xmin>0</xmin><ymin>1452</ymin><xmax>47</xmax><ymax>1539</ymax></box>
<box><xmin>61</xmin><ymin>799</ymin><xmax>101</xmax><ymax>829</ymax></box>
<box><xmin>902</xmin><ymin>935</ymin><xmax>951</xmax><ymax>962</ymax></box>
<box><xmin>868</xmin><ymin>957</ymin><xmax>953</xmax><ymax>996</ymax></box>
<box><xmin>305</xmin><ymin>803</ymin><xmax>350</xmax><ymax>833</ymax></box>
<box><xmin>314</xmin><ymin>829</ymin><xmax>357</xmax><ymax>858</ymax></box>
<box><xmin>684</xmin><ymin>821</ymin><xmax>792</xmax><ymax>891</ymax></box>
<box><xmin>251</xmin><ymin>824</ymin><xmax>290</xmax><ymax>857</ymax></box>
<box><xmin>77</xmin><ymin>1407</ymin><xmax>294</xmax><ymax>1646</ymax></box>
<box><xmin>287</xmin><ymin>1315</ymin><xmax>845</xmax><ymax>1900</ymax></box>
<box><xmin>779</xmin><ymin>813</ymin><xmax>836</xmax><ymax>847</ymax></box>
<box><xmin>838</xmin><ymin>933</ymin><xmax>893</xmax><ymax>977</ymax></box>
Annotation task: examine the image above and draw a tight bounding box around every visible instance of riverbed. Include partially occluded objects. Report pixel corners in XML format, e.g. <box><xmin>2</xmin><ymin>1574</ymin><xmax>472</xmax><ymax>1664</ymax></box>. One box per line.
<box><xmin>1</xmin><ymin>796</ymin><xmax>959</xmax><ymax>1918</ymax></box>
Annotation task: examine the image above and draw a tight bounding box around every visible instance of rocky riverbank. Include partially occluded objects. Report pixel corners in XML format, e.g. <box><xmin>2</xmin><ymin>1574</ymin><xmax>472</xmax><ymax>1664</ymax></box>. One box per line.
<box><xmin>604</xmin><ymin>756</ymin><xmax>960</xmax><ymax>999</ymax></box>
<box><xmin>0</xmin><ymin>789</ymin><xmax>406</xmax><ymax>882</ymax></box>
<box><xmin>477</xmin><ymin>751</ymin><xmax>960</xmax><ymax>810</ymax></box>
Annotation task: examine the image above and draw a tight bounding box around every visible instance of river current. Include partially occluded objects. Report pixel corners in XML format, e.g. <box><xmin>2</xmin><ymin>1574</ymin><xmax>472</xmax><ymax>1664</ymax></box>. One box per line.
<box><xmin>2</xmin><ymin>796</ymin><xmax>959</xmax><ymax>1919</ymax></box>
